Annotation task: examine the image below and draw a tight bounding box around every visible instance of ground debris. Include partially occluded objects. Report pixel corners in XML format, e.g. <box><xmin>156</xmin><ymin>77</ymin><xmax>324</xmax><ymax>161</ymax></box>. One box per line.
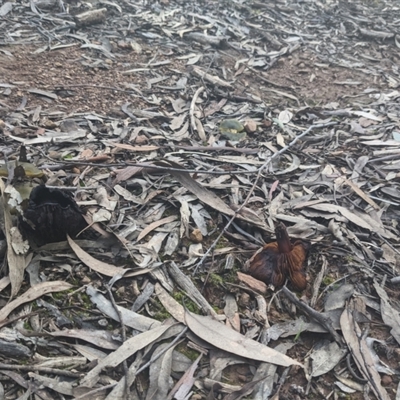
<box><xmin>0</xmin><ymin>0</ymin><xmax>399</xmax><ymax>398</ymax></box>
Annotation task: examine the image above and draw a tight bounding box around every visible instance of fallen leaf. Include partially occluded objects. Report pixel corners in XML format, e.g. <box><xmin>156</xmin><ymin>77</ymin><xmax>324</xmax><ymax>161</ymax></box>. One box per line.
<box><xmin>168</xmin><ymin>354</ymin><xmax>202</xmax><ymax>400</ymax></box>
<box><xmin>340</xmin><ymin>307</ymin><xmax>390</xmax><ymax>400</ymax></box>
<box><xmin>0</xmin><ymin>281</ymin><xmax>73</xmax><ymax>323</ymax></box>
<box><xmin>373</xmin><ymin>282</ymin><xmax>400</xmax><ymax>346</ymax></box>
<box><xmin>184</xmin><ymin>310</ymin><xmax>301</xmax><ymax>367</ymax></box>
<box><xmin>79</xmin><ymin>323</ymin><xmax>178</xmax><ymax>388</ymax></box>
<box><xmin>137</xmin><ymin>215</ymin><xmax>178</xmax><ymax>242</ymax></box>
<box><xmin>0</xmin><ymin>179</ymin><xmax>28</xmax><ymax>298</ymax></box>
<box><xmin>68</xmin><ymin>235</ymin><xmax>128</xmax><ymax>277</ymax></box>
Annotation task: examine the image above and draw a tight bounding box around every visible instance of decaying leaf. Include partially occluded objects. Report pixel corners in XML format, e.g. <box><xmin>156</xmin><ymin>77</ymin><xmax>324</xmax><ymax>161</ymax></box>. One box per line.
<box><xmin>9</xmin><ymin>227</ymin><xmax>29</xmax><ymax>255</ymax></box>
<box><xmin>147</xmin><ymin>342</ymin><xmax>176</xmax><ymax>400</ymax></box>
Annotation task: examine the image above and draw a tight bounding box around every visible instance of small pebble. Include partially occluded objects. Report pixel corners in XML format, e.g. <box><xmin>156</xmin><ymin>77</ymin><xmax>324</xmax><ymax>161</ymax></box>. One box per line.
<box><xmin>244</xmin><ymin>119</ymin><xmax>257</xmax><ymax>133</ymax></box>
<box><xmin>190</xmin><ymin>228</ymin><xmax>203</xmax><ymax>243</ymax></box>
<box><xmin>116</xmin><ymin>286</ymin><xmax>125</xmax><ymax>295</ymax></box>
<box><xmin>381</xmin><ymin>375</ymin><xmax>392</xmax><ymax>386</ymax></box>
<box><xmin>238</xmin><ymin>292</ymin><xmax>251</xmax><ymax>307</ymax></box>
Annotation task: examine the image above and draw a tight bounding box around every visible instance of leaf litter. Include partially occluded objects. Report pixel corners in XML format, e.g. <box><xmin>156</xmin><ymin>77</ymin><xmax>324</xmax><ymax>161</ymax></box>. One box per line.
<box><xmin>0</xmin><ymin>0</ymin><xmax>400</xmax><ymax>399</ymax></box>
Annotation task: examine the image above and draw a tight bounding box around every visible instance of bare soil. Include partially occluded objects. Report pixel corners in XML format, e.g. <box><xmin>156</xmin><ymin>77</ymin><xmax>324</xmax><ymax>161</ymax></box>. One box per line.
<box><xmin>0</xmin><ymin>41</ymin><xmax>393</xmax><ymax>119</ymax></box>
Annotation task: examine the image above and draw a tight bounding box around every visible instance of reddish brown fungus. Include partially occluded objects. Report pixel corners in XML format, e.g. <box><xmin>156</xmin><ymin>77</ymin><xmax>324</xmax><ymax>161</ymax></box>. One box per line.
<box><xmin>247</xmin><ymin>222</ymin><xmax>309</xmax><ymax>291</ymax></box>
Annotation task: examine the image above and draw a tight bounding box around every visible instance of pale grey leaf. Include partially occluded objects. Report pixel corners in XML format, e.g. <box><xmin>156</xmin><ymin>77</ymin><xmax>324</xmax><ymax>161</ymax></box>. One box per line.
<box><xmin>310</xmin><ymin>340</ymin><xmax>346</xmax><ymax>377</ymax></box>
<box><xmin>184</xmin><ymin>310</ymin><xmax>301</xmax><ymax>367</ymax></box>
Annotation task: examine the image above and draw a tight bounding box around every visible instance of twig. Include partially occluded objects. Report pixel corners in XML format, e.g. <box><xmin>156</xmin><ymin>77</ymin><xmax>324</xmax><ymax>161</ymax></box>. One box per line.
<box><xmin>376</xmin><ymin>233</ymin><xmax>400</xmax><ymax>257</ymax></box>
<box><xmin>0</xmin><ymin>363</ymin><xmax>82</xmax><ymax>378</ymax></box>
<box><xmin>35</xmin><ymin>149</ymin><xmax>262</xmax><ymax>175</ymax></box>
<box><xmin>131</xmin><ymin>326</ymin><xmax>188</xmax><ymax>377</ymax></box>
<box><xmin>55</xmin><ymin>84</ymin><xmax>137</xmax><ymax>94</ymax></box>
<box><xmin>75</xmin><ymin>383</ymin><xmax>117</xmax><ymax>399</ymax></box>
<box><xmin>281</xmin><ymin>286</ymin><xmax>343</xmax><ymax>345</ymax></box>
<box><xmin>268</xmin><ymin>289</ymin><xmax>282</xmax><ymax>313</ymax></box>
<box><xmin>42</xmin><ymin>186</ymin><xmax>98</xmax><ymax>191</ymax></box>
<box><xmin>346</xmin><ymin>353</ymin><xmax>368</xmax><ymax>383</ymax></box>
<box><xmin>193</xmin><ymin>121</ymin><xmax>337</xmax><ymax>273</ymax></box>
<box><xmin>0</xmin><ymin>309</ymin><xmax>47</xmax><ymax>329</ymax></box>
<box><xmin>201</xmin><ymin>250</ymin><xmax>216</xmax><ymax>294</ymax></box>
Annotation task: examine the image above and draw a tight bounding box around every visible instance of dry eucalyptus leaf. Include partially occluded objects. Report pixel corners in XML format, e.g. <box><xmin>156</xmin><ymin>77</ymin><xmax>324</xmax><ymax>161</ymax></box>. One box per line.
<box><xmin>28</xmin><ymin>373</ymin><xmax>73</xmax><ymax>396</ymax></box>
<box><xmin>168</xmin><ymin>262</ymin><xmax>216</xmax><ymax>316</ymax></box>
<box><xmin>335</xmin><ymin>374</ymin><xmax>365</xmax><ymax>392</ymax></box>
<box><xmin>46</xmin><ymin>329</ymin><xmax>120</xmax><ymax>350</ymax></box>
<box><xmin>324</xmin><ymin>284</ymin><xmax>354</xmax><ymax>311</ymax></box>
<box><xmin>137</xmin><ymin>215</ymin><xmax>178</xmax><ymax>242</ymax></box>
<box><xmin>0</xmin><ymin>281</ymin><xmax>73</xmax><ymax>323</ymax></box>
<box><xmin>10</xmin><ymin>227</ymin><xmax>29</xmax><ymax>255</ymax></box>
<box><xmin>278</xmin><ymin>109</ymin><xmax>293</xmax><ymax>124</ymax></box>
<box><xmin>308</xmin><ymin>340</ymin><xmax>346</xmax><ymax>377</ymax></box>
<box><xmin>168</xmin><ymin>354</ymin><xmax>202</xmax><ymax>400</ymax></box>
<box><xmin>308</xmin><ymin>203</ymin><xmax>395</xmax><ymax>239</ymax></box>
<box><xmin>79</xmin><ymin>323</ymin><xmax>177</xmax><ymax>388</ymax></box>
<box><xmin>373</xmin><ymin>282</ymin><xmax>400</xmax><ymax>346</ymax></box>
<box><xmin>68</xmin><ymin>236</ymin><xmax>128</xmax><ymax>277</ymax></box>
<box><xmin>0</xmin><ymin>180</ymin><xmax>28</xmax><ymax>298</ymax></box>
<box><xmin>86</xmin><ymin>285</ymin><xmax>160</xmax><ymax>331</ymax></box>
<box><xmin>184</xmin><ymin>310</ymin><xmax>301</xmax><ymax>367</ymax></box>
<box><xmin>334</xmin><ymin>381</ymin><xmax>357</xmax><ymax>394</ymax></box>
<box><xmin>155</xmin><ymin>283</ymin><xmax>185</xmax><ymax>323</ymax></box>
<box><xmin>366</xmin><ymin>337</ymin><xmax>396</xmax><ymax>375</ymax></box>
<box><xmin>147</xmin><ymin>342</ymin><xmax>176</xmax><ymax>400</ymax></box>
<box><xmin>340</xmin><ymin>307</ymin><xmax>390</xmax><ymax>400</ymax></box>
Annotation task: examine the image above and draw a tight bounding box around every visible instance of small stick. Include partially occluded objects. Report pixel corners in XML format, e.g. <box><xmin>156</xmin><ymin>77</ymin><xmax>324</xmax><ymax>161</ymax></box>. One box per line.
<box><xmin>281</xmin><ymin>286</ymin><xmax>343</xmax><ymax>345</ymax></box>
<box><xmin>0</xmin><ymin>363</ymin><xmax>82</xmax><ymax>378</ymax></box>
